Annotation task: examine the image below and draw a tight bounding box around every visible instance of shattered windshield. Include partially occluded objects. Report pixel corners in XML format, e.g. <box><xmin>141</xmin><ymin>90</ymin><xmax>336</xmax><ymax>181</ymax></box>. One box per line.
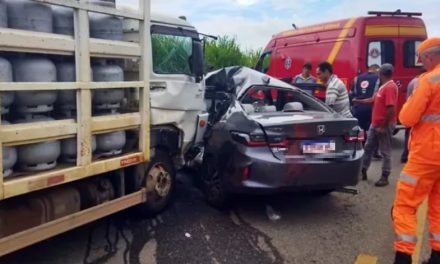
<box><xmin>240</xmin><ymin>86</ymin><xmax>329</xmax><ymax>113</ymax></box>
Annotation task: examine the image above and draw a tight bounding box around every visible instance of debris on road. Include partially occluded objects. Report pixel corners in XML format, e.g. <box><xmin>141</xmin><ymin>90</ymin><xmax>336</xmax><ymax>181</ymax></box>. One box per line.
<box><xmin>266</xmin><ymin>205</ymin><xmax>281</xmax><ymax>222</ymax></box>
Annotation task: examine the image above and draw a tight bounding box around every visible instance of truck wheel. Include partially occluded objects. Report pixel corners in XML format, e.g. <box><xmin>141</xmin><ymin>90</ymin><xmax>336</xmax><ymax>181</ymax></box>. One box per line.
<box><xmin>138</xmin><ymin>149</ymin><xmax>175</xmax><ymax>215</ymax></box>
<box><xmin>201</xmin><ymin>156</ymin><xmax>229</xmax><ymax>209</ymax></box>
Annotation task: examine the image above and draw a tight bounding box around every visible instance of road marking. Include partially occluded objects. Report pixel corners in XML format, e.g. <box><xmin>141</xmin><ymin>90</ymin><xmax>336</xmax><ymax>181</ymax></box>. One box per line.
<box><xmin>354</xmin><ymin>254</ymin><xmax>378</xmax><ymax>264</ymax></box>
<box><xmin>413</xmin><ymin>199</ymin><xmax>428</xmax><ymax>264</ymax></box>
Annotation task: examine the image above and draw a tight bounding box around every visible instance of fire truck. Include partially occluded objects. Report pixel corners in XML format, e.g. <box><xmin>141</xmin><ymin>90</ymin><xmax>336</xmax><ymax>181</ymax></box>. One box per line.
<box><xmin>256</xmin><ymin>10</ymin><xmax>427</xmax><ymax>132</ymax></box>
<box><xmin>0</xmin><ymin>0</ymin><xmax>207</xmax><ymax>256</ymax></box>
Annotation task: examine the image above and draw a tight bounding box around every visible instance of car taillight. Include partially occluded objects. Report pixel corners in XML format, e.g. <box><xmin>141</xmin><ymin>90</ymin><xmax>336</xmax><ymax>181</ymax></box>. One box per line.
<box><xmin>242</xmin><ymin>166</ymin><xmax>250</xmax><ymax>180</ymax></box>
<box><xmin>231</xmin><ymin>132</ymin><xmax>288</xmax><ymax>147</ymax></box>
<box><xmin>345</xmin><ymin>130</ymin><xmax>365</xmax><ymax>142</ymax></box>
<box><xmin>268</xmin><ymin>136</ymin><xmax>289</xmax><ymax>148</ymax></box>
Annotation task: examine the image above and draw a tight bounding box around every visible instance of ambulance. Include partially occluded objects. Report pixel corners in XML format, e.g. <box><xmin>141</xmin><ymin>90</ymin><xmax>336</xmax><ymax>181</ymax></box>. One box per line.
<box><xmin>256</xmin><ymin>10</ymin><xmax>427</xmax><ymax>132</ymax></box>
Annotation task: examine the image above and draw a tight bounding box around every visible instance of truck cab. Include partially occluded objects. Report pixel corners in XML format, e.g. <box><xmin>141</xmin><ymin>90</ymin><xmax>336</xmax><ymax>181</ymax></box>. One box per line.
<box><xmin>123</xmin><ymin>13</ymin><xmax>208</xmax><ymax>165</ymax></box>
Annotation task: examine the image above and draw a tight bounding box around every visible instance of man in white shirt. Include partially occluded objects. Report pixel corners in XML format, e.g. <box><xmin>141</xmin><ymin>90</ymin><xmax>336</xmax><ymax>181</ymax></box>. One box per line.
<box><xmin>316</xmin><ymin>61</ymin><xmax>352</xmax><ymax>117</ymax></box>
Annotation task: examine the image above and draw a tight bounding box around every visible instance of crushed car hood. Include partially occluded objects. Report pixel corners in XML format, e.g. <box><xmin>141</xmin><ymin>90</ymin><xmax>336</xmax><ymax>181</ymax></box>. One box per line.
<box><xmin>206</xmin><ymin>66</ymin><xmax>297</xmax><ymax>96</ymax></box>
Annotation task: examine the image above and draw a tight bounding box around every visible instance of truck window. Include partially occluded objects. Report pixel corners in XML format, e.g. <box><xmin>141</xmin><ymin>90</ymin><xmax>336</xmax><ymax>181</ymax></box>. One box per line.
<box><xmin>152</xmin><ymin>33</ymin><xmax>193</xmax><ymax>75</ymax></box>
<box><xmin>403</xmin><ymin>40</ymin><xmax>422</xmax><ymax>68</ymax></box>
<box><xmin>367</xmin><ymin>40</ymin><xmax>395</xmax><ymax>67</ymax></box>
<box><xmin>255</xmin><ymin>52</ymin><xmax>272</xmax><ymax>73</ymax></box>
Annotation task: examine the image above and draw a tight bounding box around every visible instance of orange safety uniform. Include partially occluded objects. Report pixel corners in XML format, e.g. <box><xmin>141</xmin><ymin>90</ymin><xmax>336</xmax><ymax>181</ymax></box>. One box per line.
<box><xmin>393</xmin><ymin>62</ymin><xmax>440</xmax><ymax>254</ymax></box>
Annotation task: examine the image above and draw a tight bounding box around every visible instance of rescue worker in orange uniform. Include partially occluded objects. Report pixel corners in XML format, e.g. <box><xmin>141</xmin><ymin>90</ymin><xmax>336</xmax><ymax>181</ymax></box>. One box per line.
<box><xmin>392</xmin><ymin>37</ymin><xmax>440</xmax><ymax>264</ymax></box>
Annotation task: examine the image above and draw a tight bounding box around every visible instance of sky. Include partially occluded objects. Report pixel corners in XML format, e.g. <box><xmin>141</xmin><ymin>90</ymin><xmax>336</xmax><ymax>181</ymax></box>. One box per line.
<box><xmin>119</xmin><ymin>0</ymin><xmax>438</xmax><ymax>50</ymax></box>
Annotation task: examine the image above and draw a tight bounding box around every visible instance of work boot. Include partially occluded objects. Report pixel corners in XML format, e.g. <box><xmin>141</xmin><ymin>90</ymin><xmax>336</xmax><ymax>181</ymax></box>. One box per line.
<box><xmin>361</xmin><ymin>168</ymin><xmax>368</xmax><ymax>181</ymax></box>
<box><xmin>375</xmin><ymin>176</ymin><xmax>389</xmax><ymax>187</ymax></box>
<box><xmin>394</xmin><ymin>251</ymin><xmax>412</xmax><ymax>264</ymax></box>
<box><xmin>423</xmin><ymin>250</ymin><xmax>440</xmax><ymax>264</ymax></box>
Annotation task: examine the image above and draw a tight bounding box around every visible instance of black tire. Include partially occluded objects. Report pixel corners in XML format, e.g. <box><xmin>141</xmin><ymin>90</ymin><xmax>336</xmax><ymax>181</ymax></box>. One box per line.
<box><xmin>137</xmin><ymin>149</ymin><xmax>175</xmax><ymax>216</ymax></box>
<box><xmin>201</xmin><ymin>155</ymin><xmax>229</xmax><ymax>209</ymax></box>
<box><xmin>311</xmin><ymin>189</ymin><xmax>335</xmax><ymax>196</ymax></box>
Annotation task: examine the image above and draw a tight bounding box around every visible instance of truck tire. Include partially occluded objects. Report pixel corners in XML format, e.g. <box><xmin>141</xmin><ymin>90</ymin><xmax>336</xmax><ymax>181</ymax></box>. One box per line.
<box><xmin>138</xmin><ymin>149</ymin><xmax>175</xmax><ymax>216</ymax></box>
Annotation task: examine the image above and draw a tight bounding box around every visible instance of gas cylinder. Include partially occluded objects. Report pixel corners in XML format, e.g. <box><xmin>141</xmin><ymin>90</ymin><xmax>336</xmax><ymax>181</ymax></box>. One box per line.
<box><xmin>1</xmin><ymin>121</ymin><xmax>17</xmax><ymax>178</ymax></box>
<box><xmin>61</xmin><ymin>136</ymin><xmax>97</xmax><ymax>163</ymax></box>
<box><xmin>89</xmin><ymin>0</ymin><xmax>123</xmax><ymax>41</ymax></box>
<box><xmin>6</xmin><ymin>0</ymin><xmax>53</xmax><ymax>33</ymax></box>
<box><xmin>52</xmin><ymin>6</ymin><xmax>73</xmax><ymax>36</ymax></box>
<box><xmin>96</xmin><ymin>130</ymin><xmax>126</xmax><ymax>157</ymax></box>
<box><xmin>56</xmin><ymin>61</ymin><xmax>76</xmax><ymax>117</ymax></box>
<box><xmin>15</xmin><ymin>116</ymin><xmax>61</xmax><ymax>172</ymax></box>
<box><xmin>92</xmin><ymin>61</ymin><xmax>124</xmax><ymax>112</ymax></box>
<box><xmin>0</xmin><ymin>0</ymin><xmax>7</xmax><ymax>27</ymax></box>
<box><xmin>13</xmin><ymin>57</ymin><xmax>58</xmax><ymax>114</ymax></box>
<box><xmin>0</xmin><ymin>57</ymin><xmax>14</xmax><ymax>114</ymax></box>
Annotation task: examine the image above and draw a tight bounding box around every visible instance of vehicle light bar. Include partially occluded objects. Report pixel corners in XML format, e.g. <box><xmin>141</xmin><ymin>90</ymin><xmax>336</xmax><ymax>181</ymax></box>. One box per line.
<box><xmin>368</xmin><ymin>10</ymin><xmax>422</xmax><ymax>17</ymax></box>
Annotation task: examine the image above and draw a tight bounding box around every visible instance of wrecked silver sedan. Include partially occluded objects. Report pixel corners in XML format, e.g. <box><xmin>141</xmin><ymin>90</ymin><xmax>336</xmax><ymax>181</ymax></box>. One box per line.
<box><xmin>201</xmin><ymin>67</ymin><xmax>364</xmax><ymax>207</ymax></box>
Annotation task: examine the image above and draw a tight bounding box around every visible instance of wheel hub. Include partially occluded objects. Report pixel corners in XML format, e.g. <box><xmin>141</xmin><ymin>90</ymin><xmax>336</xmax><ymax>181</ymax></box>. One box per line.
<box><xmin>147</xmin><ymin>164</ymin><xmax>171</xmax><ymax>198</ymax></box>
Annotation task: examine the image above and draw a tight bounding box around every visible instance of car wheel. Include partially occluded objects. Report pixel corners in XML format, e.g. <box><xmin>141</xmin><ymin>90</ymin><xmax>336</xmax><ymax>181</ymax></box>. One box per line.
<box><xmin>201</xmin><ymin>156</ymin><xmax>229</xmax><ymax>208</ymax></box>
<box><xmin>137</xmin><ymin>149</ymin><xmax>175</xmax><ymax>216</ymax></box>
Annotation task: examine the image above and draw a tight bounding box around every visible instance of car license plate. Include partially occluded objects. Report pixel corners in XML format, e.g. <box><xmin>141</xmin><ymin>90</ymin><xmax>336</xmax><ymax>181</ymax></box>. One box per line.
<box><xmin>302</xmin><ymin>140</ymin><xmax>336</xmax><ymax>154</ymax></box>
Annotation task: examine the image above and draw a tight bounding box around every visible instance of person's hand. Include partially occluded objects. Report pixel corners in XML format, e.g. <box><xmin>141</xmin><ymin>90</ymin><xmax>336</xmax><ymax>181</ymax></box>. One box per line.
<box><xmin>352</xmin><ymin>98</ymin><xmax>360</xmax><ymax>104</ymax></box>
<box><xmin>375</xmin><ymin>126</ymin><xmax>386</xmax><ymax>134</ymax></box>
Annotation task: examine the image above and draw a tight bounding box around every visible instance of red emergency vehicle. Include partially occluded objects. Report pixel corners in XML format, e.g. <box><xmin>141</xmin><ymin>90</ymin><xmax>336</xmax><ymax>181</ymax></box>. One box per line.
<box><xmin>256</xmin><ymin>10</ymin><xmax>427</xmax><ymax>131</ymax></box>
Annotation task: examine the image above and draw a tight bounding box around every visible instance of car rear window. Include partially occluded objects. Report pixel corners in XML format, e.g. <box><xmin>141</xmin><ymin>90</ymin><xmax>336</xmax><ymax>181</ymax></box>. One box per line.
<box><xmin>240</xmin><ymin>86</ymin><xmax>329</xmax><ymax>113</ymax></box>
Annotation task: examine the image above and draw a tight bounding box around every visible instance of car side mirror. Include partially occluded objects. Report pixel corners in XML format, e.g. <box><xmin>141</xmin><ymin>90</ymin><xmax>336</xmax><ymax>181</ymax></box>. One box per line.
<box><xmin>192</xmin><ymin>40</ymin><xmax>204</xmax><ymax>83</ymax></box>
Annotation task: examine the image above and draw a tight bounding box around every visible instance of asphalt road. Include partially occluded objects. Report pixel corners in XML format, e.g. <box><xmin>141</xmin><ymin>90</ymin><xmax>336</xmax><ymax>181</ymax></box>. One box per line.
<box><xmin>1</xmin><ymin>132</ymin><xmax>427</xmax><ymax>264</ymax></box>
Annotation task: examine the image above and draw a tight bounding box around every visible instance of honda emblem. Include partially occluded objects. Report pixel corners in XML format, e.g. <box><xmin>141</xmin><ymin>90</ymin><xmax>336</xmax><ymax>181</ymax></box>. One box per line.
<box><xmin>317</xmin><ymin>125</ymin><xmax>326</xmax><ymax>135</ymax></box>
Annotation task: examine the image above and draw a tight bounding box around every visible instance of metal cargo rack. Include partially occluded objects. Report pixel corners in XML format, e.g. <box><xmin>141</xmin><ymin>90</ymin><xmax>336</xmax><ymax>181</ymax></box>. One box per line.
<box><xmin>0</xmin><ymin>0</ymin><xmax>151</xmax><ymax>255</ymax></box>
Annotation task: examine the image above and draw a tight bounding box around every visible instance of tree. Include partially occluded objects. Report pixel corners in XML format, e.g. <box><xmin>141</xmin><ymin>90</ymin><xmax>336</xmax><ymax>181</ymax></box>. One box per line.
<box><xmin>204</xmin><ymin>36</ymin><xmax>262</xmax><ymax>71</ymax></box>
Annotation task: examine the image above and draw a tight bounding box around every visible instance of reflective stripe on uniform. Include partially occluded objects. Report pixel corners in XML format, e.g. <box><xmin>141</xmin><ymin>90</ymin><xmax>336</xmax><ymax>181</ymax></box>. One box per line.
<box><xmin>400</xmin><ymin>173</ymin><xmax>417</xmax><ymax>185</ymax></box>
<box><xmin>421</xmin><ymin>114</ymin><xmax>440</xmax><ymax>122</ymax></box>
<box><xmin>429</xmin><ymin>74</ymin><xmax>440</xmax><ymax>84</ymax></box>
<box><xmin>430</xmin><ymin>233</ymin><xmax>440</xmax><ymax>241</ymax></box>
<box><xmin>396</xmin><ymin>234</ymin><xmax>417</xmax><ymax>243</ymax></box>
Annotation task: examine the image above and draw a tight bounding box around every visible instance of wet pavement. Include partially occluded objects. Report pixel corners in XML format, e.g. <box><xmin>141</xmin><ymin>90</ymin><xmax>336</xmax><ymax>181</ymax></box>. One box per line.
<box><xmin>1</xmin><ymin>132</ymin><xmax>418</xmax><ymax>264</ymax></box>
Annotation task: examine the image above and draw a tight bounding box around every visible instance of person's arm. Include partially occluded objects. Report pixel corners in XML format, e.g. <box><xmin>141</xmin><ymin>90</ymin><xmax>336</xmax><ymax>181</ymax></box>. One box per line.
<box><xmin>406</xmin><ymin>78</ymin><xmax>417</xmax><ymax>99</ymax></box>
<box><xmin>376</xmin><ymin>105</ymin><xmax>395</xmax><ymax>133</ymax></box>
<box><xmin>400</xmin><ymin>76</ymin><xmax>431</xmax><ymax>127</ymax></box>
<box><xmin>384</xmin><ymin>105</ymin><xmax>396</xmax><ymax>126</ymax></box>
<box><xmin>325</xmin><ymin>83</ymin><xmax>338</xmax><ymax>107</ymax></box>
<box><xmin>353</xmin><ymin>97</ymin><xmax>374</xmax><ymax>104</ymax></box>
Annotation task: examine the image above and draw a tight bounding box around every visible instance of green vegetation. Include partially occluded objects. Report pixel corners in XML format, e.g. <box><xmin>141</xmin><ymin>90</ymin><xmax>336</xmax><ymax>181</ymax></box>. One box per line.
<box><xmin>204</xmin><ymin>36</ymin><xmax>262</xmax><ymax>71</ymax></box>
<box><xmin>152</xmin><ymin>33</ymin><xmax>262</xmax><ymax>73</ymax></box>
